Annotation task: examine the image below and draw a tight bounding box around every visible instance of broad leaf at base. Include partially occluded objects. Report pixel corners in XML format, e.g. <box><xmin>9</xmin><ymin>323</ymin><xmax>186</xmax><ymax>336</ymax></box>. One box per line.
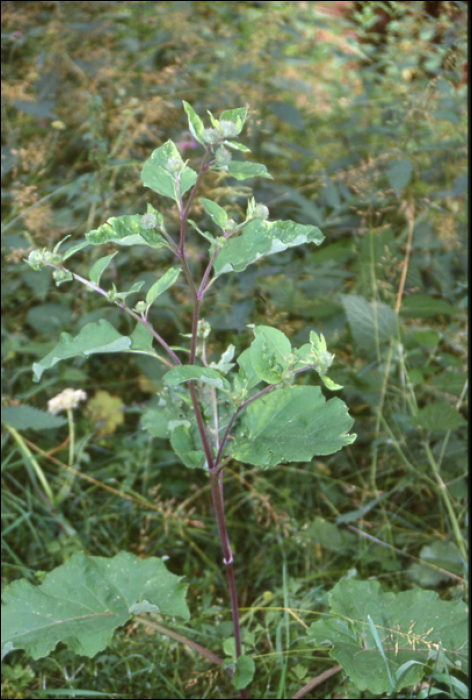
<box><xmin>306</xmin><ymin>578</ymin><xmax>468</xmax><ymax>695</ymax></box>
<box><xmin>1</xmin><ymin>551</ymin><xmax>189</xmax><ymax>661</ymax></box>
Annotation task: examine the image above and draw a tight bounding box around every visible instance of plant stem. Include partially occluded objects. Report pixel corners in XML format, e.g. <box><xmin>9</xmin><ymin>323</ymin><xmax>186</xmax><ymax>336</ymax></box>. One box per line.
<box><xmin>54</xmin><ymin>266</ymin><xmax>181</xmax><ymax>367</ymax></box>
<box><xmin>134</xmin><ymin>617</ymin><xmax>233</xmax><ymax>677</ymax></box>
<box><xmin>179</xmin><ymin>150</ymin><xmax>249</xmax><ymax>700</ymax></box>
<box><xmin>422</xmin><ymin>440</ymin><xmax>467</xmax><ymax>563</ymax></box>
<box><xmin>291</xmin><ymin>665</ymin><xmax>342</xmax><ymax>699</ymax></box>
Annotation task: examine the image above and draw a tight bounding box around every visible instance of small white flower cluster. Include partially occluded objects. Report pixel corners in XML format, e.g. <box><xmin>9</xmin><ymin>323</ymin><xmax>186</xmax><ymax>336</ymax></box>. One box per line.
<box><xmin>47</xmin><ymin>388</ymin><xmax>87</xmax><ymax>415</ymax></box>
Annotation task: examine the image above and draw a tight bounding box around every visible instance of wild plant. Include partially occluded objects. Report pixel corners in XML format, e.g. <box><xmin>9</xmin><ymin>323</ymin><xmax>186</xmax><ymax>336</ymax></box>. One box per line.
<box><xmin>3</xmin><ymin>102</ymin><xmax>358</xmax><ymax>697</ymax></box>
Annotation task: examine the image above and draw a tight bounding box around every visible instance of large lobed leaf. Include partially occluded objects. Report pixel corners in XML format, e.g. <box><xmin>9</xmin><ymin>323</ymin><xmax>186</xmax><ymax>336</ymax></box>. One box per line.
<box><xmin>306</xmin><ymin>578</ymin><xmax>468</xmax><ymax>695</ymax></box>
<box><xmin>1</xmin><ymin>551</ymin><xmax>189</xmax><ymax>661</ymax></box>
<box><xmin>232</xmin><ymin>385</ymin><xmax>355</xmax><ymax>467</ymax></box>
<box><xmin>214</xmin><ymin>219</ymin><xmax>324</xmax><ymax>275</ymax></box>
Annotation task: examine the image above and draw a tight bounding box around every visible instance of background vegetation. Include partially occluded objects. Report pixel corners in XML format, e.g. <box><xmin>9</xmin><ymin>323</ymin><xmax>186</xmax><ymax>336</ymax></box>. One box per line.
<box><xmin>1</xmin><ymin>1</ymin><xmax>468</xmax><ymax>698</ymax></box>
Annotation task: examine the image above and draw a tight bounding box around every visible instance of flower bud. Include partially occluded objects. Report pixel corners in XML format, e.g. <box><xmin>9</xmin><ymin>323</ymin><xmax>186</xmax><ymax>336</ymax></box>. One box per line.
<box><xmin>219</xmin><ymin>120</ymin><xmax>239</xmax><ymax>138</ymax></box>
<box><xmin>134</xmin><ymin>300</ymin><xmax>147</xmax><ymax>314</ymax></box>
<box><xmin>166</xmin><ymin>156</ymin><xmax>183</xmax><ymax>173</ymax></box>
<box><xmin>142</xmin><ymin>212</ymin><xmax>157</xmax><ymax>229</ymax></box>
<box><xmin>214</xmin><ymin>146</ymin><xmax>232</xmax><ymax>168</ymax></box>
<box><xmin>27</xmin><ymin>249</ymin><xmax>45</xmax><ymax>268</ymax></box>
<box><xmin>253</xmin><ymin>203</ymin><xmax>269</xmax><ymax>220</ymax></box>
<box><xmin>53</xmin><ymin>269</ymin><xmax>72</xmax><ymax>285</ymax></box>
<box><xmin>202</xmin><ymin>128</ymin><xmax>220</xmax><ymax>145</ymax></box>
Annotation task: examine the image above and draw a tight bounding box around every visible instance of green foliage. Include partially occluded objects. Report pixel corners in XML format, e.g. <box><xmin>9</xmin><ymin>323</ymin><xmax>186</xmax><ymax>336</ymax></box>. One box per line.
<box><xmin>306</xmin><ymin>578</ymin><xmax>468</xmax><ymax>695</ymax></box>
<box><xmin>2</xmin><ymin>405</ymin><xmax>67</xmax><ymax>431</ymax></box>
<box><xmin>32</xmin><ymin>320</ymin><xmax>132</xmax><ymax>382</ymax></box>
<box><xmin>1</xmin><ymin>1</ymin><xmax>467</xmax><ymax>697</ymax></box>
<box><xmin>213</xmin><ymin>219</ymin><xmax>324</xmax><ymax>275</ymax></box>
<box><xmin>7</xmin><ymin>100</ymin><xmax>357</xmax><ymax>699</ymax></box>
<box><xmin>232</xmin><ymin>386</ymin><xmax>355</xmax><ymax>467</ymax></box>
<box><xmin>1</xmin><ymin>552</ymin><xmax>189</xmax><ymax>660</ymax></box>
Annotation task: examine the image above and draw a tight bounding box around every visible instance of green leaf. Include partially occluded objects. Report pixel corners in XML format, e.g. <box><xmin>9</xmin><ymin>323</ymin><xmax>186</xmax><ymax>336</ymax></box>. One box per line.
<box><xmin>408</xmin><ymin>540</ymin><xmax>464</xmax><ymax>587</ymax></box>
<box><xmin>232</xmin><ymin>385</ymin><xmax>355</xmax><ymax>467</ymax></box>
<box><xmin>433</xmin><ymin>108</ymin><xmax>461</xmax><ymax>126</ymax></box>
<box><xmin>1</xmin><ymin>551</ymin><xmax>189</xmax><ymax>661</ymax></box>
<box><xmin>61</xmin><ymin>240</ymin><xmax>90</xmax><ymax>262</ymax></box>
<box><xmin>233</xmin><ymin>655</ymin><xmax>256</xmax><ymax>690</ymax></box>
<box><xmin>86</xmin><ymin>210</ymin><xmax>167</xmax><ymax>249</ymax></box>
<box><xmin>237</xmin><ymin>348</ymin><xmax>262</xmax><ymax>390</ymax></box>
<box><xmin>224</xmin><ymin>141</ymin><xmax>251</xmax><ymax>153</ymax></box>
<box><xmin>400</xmin><ymin>294</ymin><xmax>460</xmax><ymax>318</ymax></box>
<box><xmin>269</xmin><ymin>101</ymin><xmax>305</xmax><ymax>131</ymax></box>
<box><xmin>413</xmin><ymin>403</ymin><xmax>466</xmax><ymax>431</ymax></box>
<box><xmin>89</xmin><ymin>252</ymin><xmax>118</xmax><ymax>286</ymax></box>
<box><xmin>387</xmin><ymin>159</ymin><xmax>414</xmax><ymax>196</ymax></box>
<box><xmin>214</xmin><ymin>219</ymin><xmax>324</xmax><ymax>275</ymax></box>
<box><xmin>110</xmin><ymin>280</ymin><xmax>145</xmax><ymax>303</ymax></box>
<box><xmin>32</xmin><ymin>320</ymin><xmax>131</xmax><ymax>382</ymax></box>
<box><xmin>187</xmin><ymin>219</ymin><xmax>217</xmax><ymax>245</ymax></box>
<box><xmin>182</xmin><ymin>100</ymin><xmax>205</xmax><ymax>144</ymax></box>
<box><xmin>321</xmin><ymin>375</ymin><xmax>344</xmax><ymax>391</ymax></box>
<box><xmin>199</xmin><ymin>198</ymin><xmax>228</xmax><ymax>229</ymax></box>
<box><xmin>251</xmin><ymin>325</ymin><xmax>291</xmax><ymax>384</ymax></box>
<box><xmin>341</xmin><ymin>295</ymin><xmax>398</xmax><ymax>353</ymax></box>
<box><xmin>226</xmin><ymin>161</ymin><xmax>273</xmax><ymax>181</ymax></box>
<box><xmin>145</xmin><ymin>267</ymin><xmax>181</xmax><ymax>308</ymax></box>
<box><xmin>129</xmin><ymin>322</ymin><xmax>155</xmax><ymax>353</ymax></box>
<box><xmin>141</xmin><ymin>140</ymin><xmax>197</xmax><ymax>201</ymax></box>
<box><xmin>141</xmin><ymin>389</ymin><xmax>189</xmax><ymax>439</ymax></box>
<box><xmin>220</xmin><ymin>107</ymin><xmax>247</xmax><ymax>133</ymax></box>
<box><xmin>306</xmin><ymin>517</ymin><xmax>356</xmax><ymax>552</ymax></box>
<box><xmin>306</xmin><ymin>578</ymin><xmax>468</xmax><ymax>695</ymax></box>
<box><xmin>169</xmin><ymin>423</ymin><xmax>206</xmax><ymax>470</ymax></box>
<box><xmin>1</xmin><ymin>405</ymin><xmax>67</xmax><ymax>431</ymax></box>
<box><xmin>164</xmin><ymin>365</ymin><xmax>231</xmax><ymax>393</ymax></box>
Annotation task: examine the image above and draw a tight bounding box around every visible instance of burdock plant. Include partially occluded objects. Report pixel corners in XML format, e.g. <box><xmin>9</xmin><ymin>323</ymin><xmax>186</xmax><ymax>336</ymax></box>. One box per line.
<box><xmin>3</xmin><ymin>102</ymin><xmax>356</xmax><ymax>698</ymax></box>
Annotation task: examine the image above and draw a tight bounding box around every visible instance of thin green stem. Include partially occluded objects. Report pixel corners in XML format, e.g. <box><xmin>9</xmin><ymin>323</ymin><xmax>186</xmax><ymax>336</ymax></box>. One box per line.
<box><xmin>67</xmin><ymin>408</ymin><xmax>74</xmax><ymax>467</ymax></box>
<box><xmin>7</xmin><ymin>426</ymin><xmax>55</xmax><ymax>502</ymax></box>
<box><xmin>422</xmin><ymin>440</ymin><xmax>467</xmax><ymax>563</ymax></box>
<box><xmin>53</xmin><ymin>266</ymin><xmax>181</xmax><ymax>367</ymax></box>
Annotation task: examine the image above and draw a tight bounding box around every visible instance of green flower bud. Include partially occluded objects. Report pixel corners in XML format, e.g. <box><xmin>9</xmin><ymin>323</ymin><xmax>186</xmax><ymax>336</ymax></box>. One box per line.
<box><xmin>225</xmin><ymin>219</ymin><xmax>237</xmax><ymax>232</ymax></box>
<box><xmin>53</xmin><ymin>269</ymin><xmax>72</xmax><ymax>285</ymax></box>
<box><xmin>214</xmin><ymin>146</ymin><xmax>232</xmax><ymax>168</ymax></box>
<box><xmin>134</xmin><ymin>300</ymin><xmax>147</xmax><ymax>314</ymax></box>
<box><xmin>166</xmin><ymin>156</ymin><xmax>183</xmax><ymax>173</ymax></box>
<box><xmin>253</xmin><ymin>203</ymin><xmax>269</xmax><ymax>220</ymax></box>
<box><xmin>313</xmin><ymin>350</ymin><xmax>334</xmax><ymax>376</ymax></box>
<box><xmin>142</xmin><ymin>212</ymin><xmax>157</xmax><ymax>229</ymax></box>
<box><xmin>26</xmin><ymin>249</ymin><xmax>46</xmax><ymax>269</ymax></box>
<box><xmin>219</xmin><ymin>120</ymin><xmax>239</xmax><ymax>138</ymax></box>
<box><xmin>202</xmin><ymin>128</ymin><xmax>220</xmax><ymax>145</ymax></box>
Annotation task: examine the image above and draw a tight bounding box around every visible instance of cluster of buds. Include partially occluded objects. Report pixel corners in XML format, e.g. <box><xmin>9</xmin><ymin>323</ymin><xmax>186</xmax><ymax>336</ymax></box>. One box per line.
<box><xmin>26</xmin><ymin>248</ymin><xmax>62</xmax><ymax>270</ymax></box>
<box><xmin>202</xmin><ymin>120</ymin><xmax>240</xmax><ymax>146</ymax></box>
